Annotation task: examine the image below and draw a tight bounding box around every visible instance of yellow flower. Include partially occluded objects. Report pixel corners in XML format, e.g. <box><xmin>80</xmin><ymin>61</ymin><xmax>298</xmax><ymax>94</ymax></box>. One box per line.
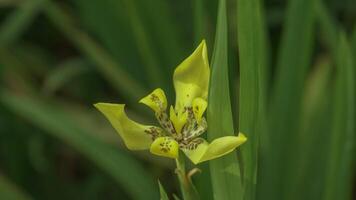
<box><xmin>94</xmin><ymin>40</ymin><xmax>247</xmax><ymax>164</ymax></box>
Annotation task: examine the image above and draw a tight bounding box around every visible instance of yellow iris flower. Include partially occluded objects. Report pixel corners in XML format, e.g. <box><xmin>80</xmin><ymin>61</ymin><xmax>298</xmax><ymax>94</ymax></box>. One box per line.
<box><xmin>94</xmin><ymin>40</ymin><xmax>247</xmax><ymax>164</ymax></box>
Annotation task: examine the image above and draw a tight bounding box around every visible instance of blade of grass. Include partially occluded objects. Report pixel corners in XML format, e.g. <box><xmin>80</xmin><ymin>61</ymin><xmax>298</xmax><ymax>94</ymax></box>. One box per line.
<box><xmin>71</xmin><ymin>0</ymin><xmax>146</xmax><ymax>86</ymax></box>
<box><xmin>258</xmin><ymin>0</ymin><xmax>316</xmax><ymax>198</ymax></box>
<box><xmin>237</xmin><ymin>0</ymin><xmax>267</xmax><ymax>198</ymax></box>
<box><xmin>0</xmin><ymin>90</ymin><xmax>159</xmax><ymax>200</ymax></box>
<box><xmin>194</xmin><ymin>163</ymin><xmax>213</xmax><ymax>200</ymax></box>
<box><xmin>0</xmin><ymin>174</ymin><xmax>33</xmax><ymax>200</ymax></box>
<box><xmin>0</xmin><ymin>0</ymin><xmax>46</xmax><ymax>46</ymax></box>
<box><xmin>352</xmin><ymin>27</ymin><xmax>356</xmax><ymax>70</ymax></box>
<box><xmin>42</xmin><ymin>58</ymin><xmax>92</xmax><ymax>95</ymax></box>
<box><xmin>315</xmin><ymin>0</ymin><xmax>339</xmax><ymax>54</ymax></box>
<box><xmin>121</xmin><ymin>0</ymin><xmax>165</xmax><ymax>87</ymax></box>
<box><xmin>137</xmin><ymin>0</ymin><xmax>186</xmax><ymax>70</ymax></box>
<box><xmin>208</xmin><ymin>0</ymin><xmax>243</xmax><ymax>199</ymax></box>
<box><xmin>352</xmin><ymin>28</ymin><xmax>356</xmax><ymax>165</ymax></box>
<box><xmin>43</xmin><ymin>1</ymin><xmax>146</xmax><ymax>103</ymax></box>
<box><xmin>323</xmin><ymin>33</ymin><xmax>355</xmax><ymax>200</ymax></box>
<box><xmin>295</xmin><ymin>58</ymin><xmax>333</xmax><ymax>199</ymax></box>
<box><xmin>158</xmin><ymin>181</ymin><xmax>169</xmax><ymax>200</ymax></box>
<box><xmin>193</xmin><ymin>0</ymin><xmax>205</xmax><ymax>45</ymax></box>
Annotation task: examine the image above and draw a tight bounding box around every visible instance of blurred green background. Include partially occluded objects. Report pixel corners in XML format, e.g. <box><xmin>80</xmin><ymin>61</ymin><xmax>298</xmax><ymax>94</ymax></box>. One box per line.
<box><xmin>0</xmin><ymin>0</ymin><xmax>355</xmax><ymax>200</ymax></box>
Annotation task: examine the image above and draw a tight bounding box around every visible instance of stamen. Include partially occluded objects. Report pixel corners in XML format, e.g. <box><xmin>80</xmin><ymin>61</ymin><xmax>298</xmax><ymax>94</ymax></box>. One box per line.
<box><xmin>144</xmin><ymin>127</ymin><xmax>164</xmax><ymax>140</ymax></box>
<box><xmin>156</xmin><ymin>112</ymin><xmax>177</xmax><ymax>136</ymax></box>
<box><xmin>181</xmin><ymin>113</ymin><xmax>207</xmax><ymax>140</ymax></box>
<box><xmin>182</xmin><ymin>138</ymin><xmax>205</xmax><ymax>150</ymax></box>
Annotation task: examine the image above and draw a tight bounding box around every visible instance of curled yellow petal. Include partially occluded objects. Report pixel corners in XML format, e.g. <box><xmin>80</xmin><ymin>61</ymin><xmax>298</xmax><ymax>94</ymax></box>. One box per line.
<box><xmin>139</xmin><ymin>88</ymin><xmax>167</xmax><ymax>113</ymax></box>
<box><xmin>150</xmin><ymin>137</ymin><xmax>179</xmax><ymax>159</ymax></box>
<box><xmin>181</xmin><ymin>138</ymin><xmax>208</xmax><ymax>164</ymax></box>
<box><xmin>192</xmin><ymin>97</ymin><xmax>207</xmax><ymax>123</ymax></box>
<box><xmin>94</xmin><ymin>103</ymin><xmax>162</xmax><ymax>150</ymax></box>
<box><xmin>182</xmin><ymin>133</ymin><xmax>247</xmax><ymax>164</ymax></box>
<box><xmin>173</xmin><ymin>40</ymin><xmax>210</xmax><ymax>112</ymax></box>
<box><xmin>169</xmin><ymin>106</ymin><xmax>188</xmax><ymax>134</ymax></box>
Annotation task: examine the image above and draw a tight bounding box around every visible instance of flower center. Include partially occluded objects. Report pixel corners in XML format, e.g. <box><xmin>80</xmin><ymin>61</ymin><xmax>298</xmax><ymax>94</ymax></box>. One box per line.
<box><xmin>155</xmin><ymin>105</ymin><xmax>207</xmax><ymax>146</ymax></box>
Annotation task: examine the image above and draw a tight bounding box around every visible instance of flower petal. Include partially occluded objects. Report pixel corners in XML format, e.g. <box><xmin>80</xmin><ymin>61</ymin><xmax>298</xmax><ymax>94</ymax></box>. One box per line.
<box><xmin>173</xmin><ymin>40</ymin><xmax>210</xmax><ymax>112</ymax></box>
<box><xmin>169</xmin><ymin>106</ymin><xmax>188</xmax><ymax>134</ymax></box>
<box><xmin>181</xmin><ymin>138</ymin><xmax>208</xmax><ymax>164</ymax></box>
<box><xmin>139</xmin><ymin>88</ymin><xmax>167</xmax><ymax>113</ymax></box>
<box><xmin>150</xmin><ymin>137</ymin><xmax>179</xmax><ymax>159</ymax></box>
<box><xmin>182</xmin><ymin>117</ymin><xmax>207</xmax><ymax>140</ymax></box>
<box><xmin>182</xmin><ymin>133</ymin><xmax>247</xmax><ymax>164</ymax></box>
<box><xmin>94</xmin><ymin>103</ymin><xmax>163</xmax><ymax>150</ymax></box>
<box><xmin>192</xmin><ymin>97</ymin><xmax>207</xmax><ymax>123</ymax></box>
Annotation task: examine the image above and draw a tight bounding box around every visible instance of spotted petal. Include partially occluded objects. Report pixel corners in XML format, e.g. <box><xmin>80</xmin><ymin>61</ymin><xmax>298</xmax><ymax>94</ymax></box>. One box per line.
<box><xmin>169</xmin><ymin>105</ymin><xmax>188</xmax><ymax>134</ymax></box>
<box><xmin>139</xmin><ymin>88</ymin><xmax>167</xmax><ymax>113</ymax></box>
<box><xmin>173</xmin><ymin>40</ymin><xmax>210</xmax><ymax>113</ymax></box>
<box><xmin>182</xmin><ymin>133</ymin><xmax>247</xmax><ymax>164</ymax></box>
<box><xmin>150</xmin><ymin>137</ymin><xmax>179</xmax><ymax>159</ymax></box>
<box><xmin>94</xmin><ymin>103</ymin><xmax>163</xmax><ymax>150</ymax></box>
<box><xmin>192</xmin><ymin>97</ymin><xmax>207</xmax><ymax>123</ymax></box>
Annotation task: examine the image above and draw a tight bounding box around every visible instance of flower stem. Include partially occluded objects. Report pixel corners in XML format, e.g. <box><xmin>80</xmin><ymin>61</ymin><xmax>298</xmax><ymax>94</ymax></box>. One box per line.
<box><xmin>175</xmin><ymin>154</ymin><xmax>199</xmax><ymax>200</ymax></box>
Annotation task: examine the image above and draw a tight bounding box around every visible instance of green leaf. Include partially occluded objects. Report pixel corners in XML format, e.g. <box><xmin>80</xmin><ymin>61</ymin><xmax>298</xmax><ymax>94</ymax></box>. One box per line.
<box><xmin>173</xmin><ymin>194</ymin><xmax>181</xmax><ymax>200</ymax></box>
<box><xmin>0</xmin><ymin>174</ymin><xmax>33</xmax><ymax>200</ymax></box>
<box><xmin>137</xmin><ymin>0</ymin><xmax>186</xmax><ymax>70</ymax></box>
<box><xmin>158</xmin><ymin>181</ymin><xmax>169</xmax><ymax>200</ymax></box>
<box><xmin>295</xmin><ymin>59</ymin><xmax>333</xmax><ymax>199</ymax></box>
<box><xmin>120</xmin><ymin>0</ymin><xmax>165</xmax><ymax>87</ymax></box>
<box><xmin>323</xmin><ymin>33</ymin><xmax>355</xmax><ymax>200</ymax></box>
<box><xmin>258</xmin><ymin>0</ymin><xmax>316</xmax><ymax>198</ymax></box>
<box><xmin>0</xmin><ymin>91</ymin><xmax>159</xmax><ymax>200</ymax></box>
<box><xmin>42</xmin><ymin>58</ymin><xmax>92</xmax><ymax>95</ymax></box>
<box><xmin>0</xmin><ymin>0</ymin><xmax>46</xmax><ymax>46</ymax></box>
<box><xmin>194</xmin><ymin>163</ymin><xmax>213</xmax><ymax>200</ymax></box>
<box><xmin>43</xmin><ymin>1</ymin><xmax>146</xmax><ymax>103</ymax></box>
<box><xmin>315</xmin><ymin>0</ymin><xmax>339</xmax><ymax>54</ymax></box>
<box><xmin>237</xmin><ymin>0</ymin><xmax>267</xmax><ymax>198</ymax></box>
<box><xmin>207</xmin><ymin>0</ymin><xmax>243</xmax><ymax>199</ymax></box>
<box><xmin>352</xmin><ymin>27</ymin><xmax>356</xmax><ymax>68</ymax></box>
<box><xmin>193</xmin><ymin>0</ymin><xmax>205</xmax><ymax>44</ymax></box>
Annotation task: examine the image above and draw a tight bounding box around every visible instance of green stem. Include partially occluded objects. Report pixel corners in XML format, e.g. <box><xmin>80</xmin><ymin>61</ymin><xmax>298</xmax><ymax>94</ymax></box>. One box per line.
<box><xmin>175</xmin><ymin>155</ymin><xmax>199</xmax><ymax>200</ymax></box>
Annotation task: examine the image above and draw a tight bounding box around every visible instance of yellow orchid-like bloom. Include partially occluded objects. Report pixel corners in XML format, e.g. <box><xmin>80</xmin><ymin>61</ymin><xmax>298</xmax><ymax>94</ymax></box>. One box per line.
<box><xmin>94</xmin><ymin>40</ymin><xmax>247</xmax><ymax>164</ymax></box>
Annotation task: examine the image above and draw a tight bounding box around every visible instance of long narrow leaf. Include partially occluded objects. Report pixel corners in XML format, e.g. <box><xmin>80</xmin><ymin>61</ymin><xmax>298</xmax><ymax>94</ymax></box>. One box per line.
<box><xmin>208</xmin><ymin>0</ymin><xmax>243</xmax><ymax>199</ymax></box>
<box><xmin>121</xmin><ymin>0</ymin><xmax>164</xmax><ymax>87</ymax></box>
<box><xmin>315</xmin><ymin>0</ymin><xmax>339</xmax><ymax>54</ymax></box>
<box><xmin>137</xmin><ymin>0</ymin><xmax>186</xmax><ymax>71</ymax></box>
<box><xmin>237</xmin><ymin>0</ymin><xmax>266</xmax><ymax>198</ymax></box>
<box><xmin>0</xmin><ymin>0</ymin><xmax>46</xmax><ymax>46</ymax></box>
<box><xmin>193</xmin><ymin>0</ymin><xmax>205</xmax><ymax>44</ymax></box>
<box><xmin>258</xmin><ymin>0</ymin><xmax>316</xmax><ymax>198</ymax></box>
<box><xmin>158</xmin><ymin>181</ymin><xmax>169</xmax><ymax>200</ymax></box>
<box><xmin>0</xmin><ymin>174</ymin><xmax>33</xmax><ymax>200</ymax></box>
<box><xmin>43</xmin><ymin>1</ymin><xmax>146</xmax><ymax>103</ymax></box>
<box><xmin>296</xmin><ymin>59</ymin><xmax>333</xmax><ymax>199</ymax></box>
<box><xmin>0</xmin><ymin>91</ymin><xmax>159</xmax><ymax>200</ymax></box>
<box><xmin>323</xmin><ymin>33</ymin><xmax>355</xmax><ymax>200</ymax></box>
<box><xmin>42</xmin><ymin>58</ymin><xmax>92</xmax><ymax>95</ymax></box>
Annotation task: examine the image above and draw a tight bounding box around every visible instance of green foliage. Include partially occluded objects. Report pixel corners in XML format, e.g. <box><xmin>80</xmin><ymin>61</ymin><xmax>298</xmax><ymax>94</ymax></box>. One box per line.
<box><xmin>0</xmin><ymin>0</ymin><xmax>355</xmax><ymax>199</ymax></box>
<box><xmin>208</xmin><ymin>0</ymin><xmax>243</xmax><ymax>199</ymax></box>
<box><xmin>158</xmin><ymin>181</ymin><xmax>169</xmax><ymax>200</ymax></box>
<box><xmin>0</xmin><ymin>174</ymin><xmax>33</xmax><ymax>200</ymax></box>
<box><xmin>323</xmin><ymin>33</ymin><xmax>355</xmax><ymax>200</ymax></box>
<box><xmin>0</xmin><ymin>0</ymin><xmax>46</xmax><ymax>46</ymax></box>
<box><xmin>0</xmin><ymin>91</ymin><xmax>158</xmax><ymax>200</ymax></box>
<box><xmin>258</xmin><ymin>0</ymin><xmax>316</xmax><ymax>198</ymax></box>
<box><xmin>237</xmin><ymin>0</ymin><xmax>267</xmax><ymax>199</ymax></box>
